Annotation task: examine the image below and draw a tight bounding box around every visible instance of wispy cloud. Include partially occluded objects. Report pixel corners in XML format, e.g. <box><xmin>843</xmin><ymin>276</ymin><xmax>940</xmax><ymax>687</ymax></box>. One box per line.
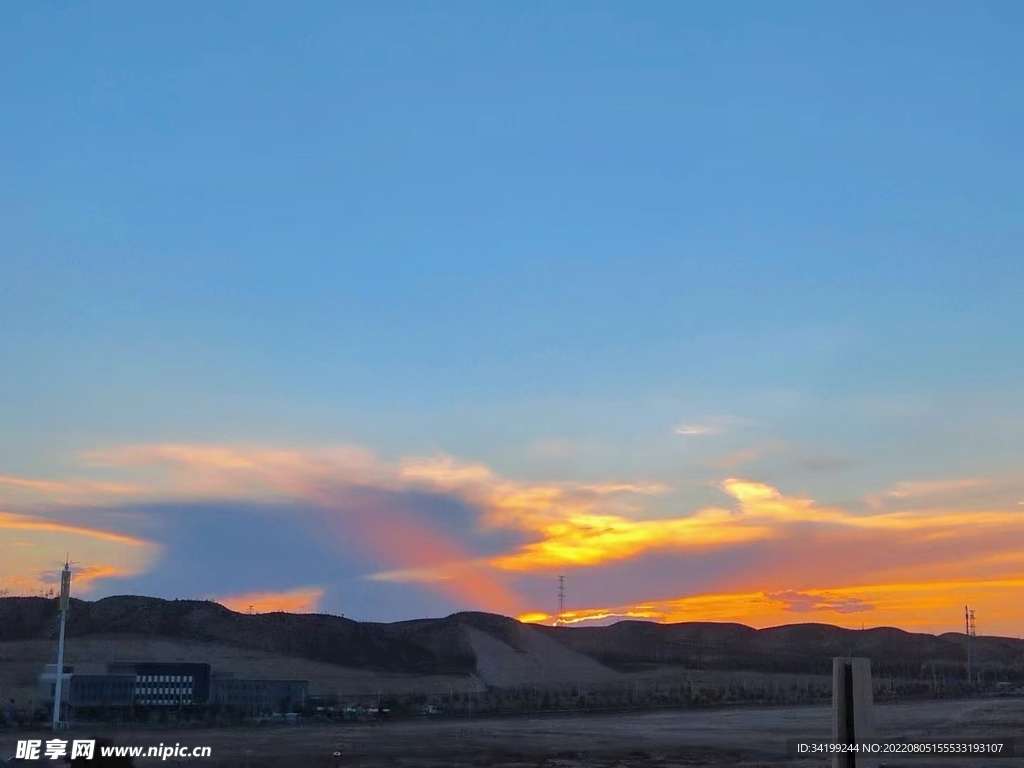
<box><xmin>675</xmin><ymin>424</ymin><xmax>718</xmax><ymax>436</ymax></box>
<box><xmin>864</xmin><ymin>477</ymin><xmax>1008</xmax><ymax>511</ymax></box>
<box><xmin>0</xmin><ymin>510</ymin><xmax>152</xmax><ymax>546</ymax></box>
<box><xmin>0</xmin><ymin>474</ymin><xmax>142</xmax><ymax>507</ymax></box>
<box><xmin>674</xmin><ymin>415</ymin><xmax>758</xmax><ymax>437</ymax></box>
<box><xmin>365</xmin><ymin>566</ymin><xmax>460</xmax><ymax>583</ymax></box>
<box><xmin>885</xmin><ymin>478</ymin><xmax>993</xmax><ymax>499</ymax></box>
<box><xmin>707</xmin><ymin>447</ymin><xmax>764</xmax><ymax>470</ymax></box>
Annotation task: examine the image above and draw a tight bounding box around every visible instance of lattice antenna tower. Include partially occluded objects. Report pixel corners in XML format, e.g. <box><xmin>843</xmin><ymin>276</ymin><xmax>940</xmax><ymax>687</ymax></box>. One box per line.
<box><xmin>556</xmin><ymin>575</ymin><xmax>566</xmax><ymax>626</ymax></box>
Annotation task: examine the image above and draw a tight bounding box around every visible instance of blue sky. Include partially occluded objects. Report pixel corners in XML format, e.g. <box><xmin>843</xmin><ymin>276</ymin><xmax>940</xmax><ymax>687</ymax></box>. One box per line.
<box><xmin>2</xmin><ymin>2</ymin><xmax>1023</xmax><ymax>633</ymax></box>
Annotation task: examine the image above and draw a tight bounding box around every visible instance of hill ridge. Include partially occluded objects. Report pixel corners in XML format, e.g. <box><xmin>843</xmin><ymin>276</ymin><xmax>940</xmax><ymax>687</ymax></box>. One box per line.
<box><xmin>3</xmin><ymin>595</ymin><xmax>1023</xmax><ymax>679</ymax></box>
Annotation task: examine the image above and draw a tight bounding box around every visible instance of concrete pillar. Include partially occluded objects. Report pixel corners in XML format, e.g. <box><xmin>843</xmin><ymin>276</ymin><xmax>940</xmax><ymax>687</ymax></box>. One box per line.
<box><xmin>832</xmin><ymin>657</ymin><xmax>876</xmax><ymax>768</ymax></box>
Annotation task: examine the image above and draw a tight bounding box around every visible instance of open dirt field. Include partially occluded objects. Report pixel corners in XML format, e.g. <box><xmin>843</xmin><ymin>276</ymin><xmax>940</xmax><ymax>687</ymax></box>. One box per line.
<box><xmin>3</xmin><ymin>698</ymin><xmax>1021</xmax><ymax>768</ymax></box>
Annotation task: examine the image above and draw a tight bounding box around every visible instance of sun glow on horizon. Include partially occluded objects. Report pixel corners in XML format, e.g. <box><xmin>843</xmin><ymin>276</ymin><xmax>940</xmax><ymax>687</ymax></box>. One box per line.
<box><xmin>3</xmin><ymin>443</ymin><xmax>1023</xmax><ymax>634</ymax></box>
<box><xmin>215</xmin><ymin>587</ymin><xmax>325</xmax><ymax>614</ymax></box>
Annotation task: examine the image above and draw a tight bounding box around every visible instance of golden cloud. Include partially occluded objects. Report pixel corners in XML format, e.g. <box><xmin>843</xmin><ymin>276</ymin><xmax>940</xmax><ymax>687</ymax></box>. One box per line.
<box><xmin>8</xmin><ymin>442</ymin><xmax>1024</xmax><ymax>635</ymax></box>
<box><xmin>505</xmin><ymin>478</ymin><xmax>1024</xmax><ymax>633</ymax></box>
<box><xmin>523</xmin><ymin>577</ymin><xmax>1024</xmax><ymax>635</ymax></box>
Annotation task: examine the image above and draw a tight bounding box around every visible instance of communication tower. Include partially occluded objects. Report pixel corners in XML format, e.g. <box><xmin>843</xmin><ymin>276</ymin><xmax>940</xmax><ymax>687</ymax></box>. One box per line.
<box><xmin>965</xmin><ymin>605</ymin><xmax>977</xmax><ymax>682</ymax></box>
<box><xmin>52</xmin><ymin>559</ymin><xmax>72</xmax><ymax>729</ymax></box>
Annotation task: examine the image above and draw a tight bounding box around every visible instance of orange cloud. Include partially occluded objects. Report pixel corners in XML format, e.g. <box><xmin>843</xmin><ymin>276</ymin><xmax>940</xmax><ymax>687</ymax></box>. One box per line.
<box><xmin>10</xmin><ymin>442</ymin><xmax>1024</xmax><ymax>636</ymax></box>
<box><xmin>488</xmin><ymin>508</ymin><xmax>771</xmax><ymax>570</ymax></box>
<box><xmin>398</xmin><ymin>455</ymin><xmax>693</xmax><ymax>570</ymax></box>
<box><xmin>481</xmin><ymin>477</ymin><xmax>1023</xmax><ymax>573</ymax></box>
<box><xmin>72</xmin><ymin>564</ymin><xmax>136</xmax><ymax>585</ymax></box>
<box><xmin>0</xmin><ymin>511</ymin><xmax>153</xmax><ymax>547</ymax></box>
<box><xmin>720</xmin><ymin>478</ymin><xmax>1024</xmax><ymax>533</ymax></box>
<box><xmin>7</xmin><ymin>445</ymin><xmax>537</xmax><ymax>614</ymax></box>
<box><xmin>341</xmin><ymin>505</ymin><xmax>526</xmax><ymax>616</ymax></box>
<box><xmin>33</xmin><ymin>563</ymin><xmax>145</xmax><ymax>589</ymax></box>
<box><xmin>504</xmin><ymin>479</ymin><xmax>1024</xmax><ymax>634</ymax></box>
<box><xmin>216</xmin><ymin>587</ymin><xmax>325</xmax><ymax>614</ymax></box>
<box><xmin>9</xmin><ymin>446</ymin><xmax>680</xmax><ymax>579</ymax></box>
<box><xmin>0</xmin><ymin>510</ymin><xmax>158</xmax><ymax>596</ymax></box>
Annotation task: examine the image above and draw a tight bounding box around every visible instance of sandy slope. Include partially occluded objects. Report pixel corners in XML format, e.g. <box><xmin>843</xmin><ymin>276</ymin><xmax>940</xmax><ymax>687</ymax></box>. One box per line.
<box><xmin>1</xmin><ymin>619</ymin><xmax>627</xmax><ymax>707</ymax></box>
<box><xmin>465</xmin><ymin>625</ymin><xmax>621</xmax><ymax>687</ymax></box>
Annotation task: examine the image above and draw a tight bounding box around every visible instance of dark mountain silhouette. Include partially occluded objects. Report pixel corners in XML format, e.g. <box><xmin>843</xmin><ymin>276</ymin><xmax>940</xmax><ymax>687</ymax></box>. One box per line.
<box><xmin>0</xmin><ymin>596</ymin><xmax>475</xmax><ymax>674</ymax></box>
<box><xmin>3</xmin><ymin>596</ymin><xmax>1023</xmax><ymax>680</ymax></box>
<box><xmin>542</xmin><ymin>619</ymin><xmax>1024</xmax><ymax>677</ymax></box>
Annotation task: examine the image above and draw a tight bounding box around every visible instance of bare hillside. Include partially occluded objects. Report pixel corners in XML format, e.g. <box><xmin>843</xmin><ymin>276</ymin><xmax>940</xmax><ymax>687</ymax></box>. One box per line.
<box><xmin>464</xmin><ymin>625</ymin><xmax>621</xmax><ymax>687</ymax></box>
<box><xmin>0</xmin><ymin>596</ymin><xmax>476</xmax><ymax>674</ymax></box>
<box><xmin>4</xmin><ymin>596</ymin><xmax>1023</xmax><ymax>686</ymax></box>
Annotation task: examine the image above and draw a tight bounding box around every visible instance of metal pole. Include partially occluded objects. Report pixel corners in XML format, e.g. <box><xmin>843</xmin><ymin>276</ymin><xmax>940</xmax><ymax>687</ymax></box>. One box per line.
<box><xmin>52</xmin><ymin>561</ymin><xmax>71</xmax><ymax>730</ymax></box>
<box><xmin>51</xmin><ymin>609</ymin><xmax>67</xmax><ymax>729</ymax></box>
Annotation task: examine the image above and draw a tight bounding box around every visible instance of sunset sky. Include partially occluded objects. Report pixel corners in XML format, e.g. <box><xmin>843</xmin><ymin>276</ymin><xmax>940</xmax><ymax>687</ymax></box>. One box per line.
<box><xmin>2</xmin><ymin>2</ymin><xmax>1023</xmax><ymax>636</ymax></box>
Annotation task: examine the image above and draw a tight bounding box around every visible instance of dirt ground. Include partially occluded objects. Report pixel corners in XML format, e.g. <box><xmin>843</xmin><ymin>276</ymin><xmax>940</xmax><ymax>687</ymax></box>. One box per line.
<box><xmin>2</xmin><ymin>698</ymin><xmax>1021</xmax><ymax>768</ymax></box>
